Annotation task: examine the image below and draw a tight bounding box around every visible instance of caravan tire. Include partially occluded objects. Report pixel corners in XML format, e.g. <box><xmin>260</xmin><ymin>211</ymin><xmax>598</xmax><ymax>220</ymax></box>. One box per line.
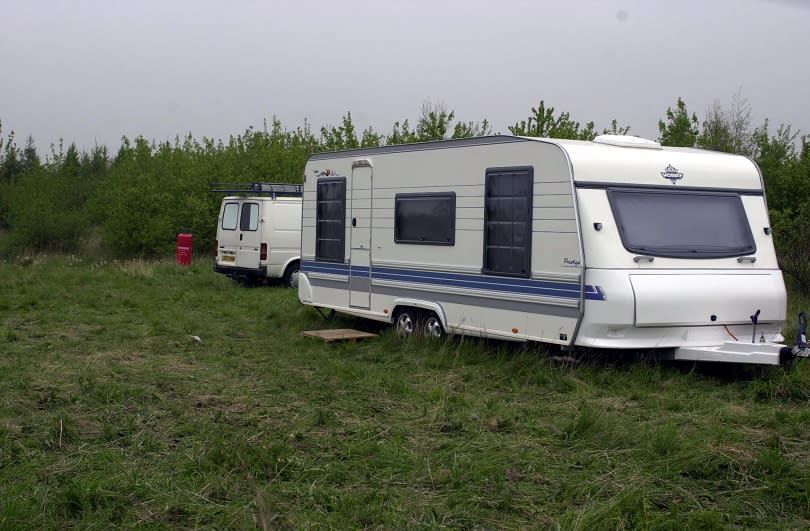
<box><xmin>422</xmin><ymin>314</ymin><xmax>445</xmax><ymax>339</ymax></box>
<box><xmin>283</xmin><ymin>261</ymin><xmax>300</xmax><ymax>289</ymax></box>
<box><xmin>394</xmin><ymin>308</ymin><xmax>418</xmax><ymax>338</ymax></box>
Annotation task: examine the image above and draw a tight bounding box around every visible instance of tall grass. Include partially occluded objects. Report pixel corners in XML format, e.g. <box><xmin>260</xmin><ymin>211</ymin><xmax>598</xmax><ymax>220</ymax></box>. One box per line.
<box><xmin>0</xmin><ymin>256</ymin><xmax>808</xmax><ymax>528</ymax></box>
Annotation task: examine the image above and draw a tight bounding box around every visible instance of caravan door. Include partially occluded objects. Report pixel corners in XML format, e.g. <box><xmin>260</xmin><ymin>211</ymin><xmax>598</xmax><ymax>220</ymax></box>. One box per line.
<box><xmin>349</xmin><ymin>160</ymin><xmax>372</xmax><ymax>308</ymax></box>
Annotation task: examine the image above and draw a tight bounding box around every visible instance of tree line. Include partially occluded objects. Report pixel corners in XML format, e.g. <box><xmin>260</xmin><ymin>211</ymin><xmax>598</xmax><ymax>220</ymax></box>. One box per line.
<box><xmin>1</xmin><ymin>95</ymin><xmax>808</xmax><ymax>289</ymax></box>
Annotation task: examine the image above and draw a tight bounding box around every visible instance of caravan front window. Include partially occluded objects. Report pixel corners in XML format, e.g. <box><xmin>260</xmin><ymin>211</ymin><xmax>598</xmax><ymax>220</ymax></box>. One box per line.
<box><xmin>607</xmin><ymin>188</ymin><xmax>756</xmax><ymax>258</ymax></box>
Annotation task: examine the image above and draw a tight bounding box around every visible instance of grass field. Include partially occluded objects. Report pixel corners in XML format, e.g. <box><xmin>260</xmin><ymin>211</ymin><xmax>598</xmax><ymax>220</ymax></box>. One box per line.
<box><xmin>1</xmin><ymin>256</ymin><xmax>809</xmax><ymax>529</ymax></box>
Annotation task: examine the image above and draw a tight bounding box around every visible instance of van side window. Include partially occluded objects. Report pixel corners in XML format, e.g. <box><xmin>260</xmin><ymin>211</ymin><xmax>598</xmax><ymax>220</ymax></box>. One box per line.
<box><xmin>316</xmin><ymin>177</ymin><xmax>347</xmax><ymax>262</ymax></box>
<box><xmin>222</xmin><ymin>202</ymin><xmax>238</xmax><ymax>230</ymax></box>
<box><xmin>240</xmin><ymin>203</ymin><xmax>259</xmax><ymax>231</ymax></box>
<box><xmin>394</xmin><ymin>193</ymin><xmax>455</xmax><ymax>245</ymax></box>
<box><xmin>483</xmin><ymin>166</ymin><xmax>533</xmax><ymax>278</ymax></box>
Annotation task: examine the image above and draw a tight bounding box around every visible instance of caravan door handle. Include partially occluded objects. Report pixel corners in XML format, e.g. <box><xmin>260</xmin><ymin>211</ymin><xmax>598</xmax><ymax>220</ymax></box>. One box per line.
<box><xmin>352</xmin><ymin>218</ymin><xmax>357</xmax><ymax>227</ymax></box>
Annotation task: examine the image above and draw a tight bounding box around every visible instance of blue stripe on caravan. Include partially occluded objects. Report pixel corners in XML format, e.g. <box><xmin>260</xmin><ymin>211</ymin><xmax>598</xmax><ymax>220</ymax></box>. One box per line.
<box><xmin>302</xmin><ymin>261</ymin><xmax>350</xmax><ymax>275</ymax></box>
<box><xmin>584</xmin><ymin>286</ymin><xmax>605</xmax><ymax>301</ymax></box>
<box><xmin>301</xmin><ymin>260</ymin><xmax>606</xmax><ymax>301</ymax></box>
<box><xmin>371</xmin><ymin>271</ymin><xmax>579</xmax><ymax>299</ymax></box>
<box><xmin>372</xmin><ymin>265</ymin><xmax>579</xmax><ymax>294</ymax></box>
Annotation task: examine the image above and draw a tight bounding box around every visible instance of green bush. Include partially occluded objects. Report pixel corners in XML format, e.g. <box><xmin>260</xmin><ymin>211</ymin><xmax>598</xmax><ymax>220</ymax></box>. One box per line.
<box><xmin>1</xmin><ymin>105</ymin><xmax>808</xmax><ymax>273</ymax></box>
<box><xmin>6</xmin><ymin>167</ymin><xmax>89</xmax><ymax>252</ymax></box>
<box><xmin>771</xmin><ymin>204</ymin><xmax>810</xmax><ymax>293</ymax></box>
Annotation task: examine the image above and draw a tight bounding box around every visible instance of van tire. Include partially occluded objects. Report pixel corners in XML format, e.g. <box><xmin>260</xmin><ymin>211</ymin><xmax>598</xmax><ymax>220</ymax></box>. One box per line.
<box><xmin>283</xmin><ymin>261</ymin><xmax>300</xmax><ymax>289</ymax></box>
<box><xmin>394</xmin><ymin>308</ymin><xmax>419</xmax><ymax>338</ymax></box>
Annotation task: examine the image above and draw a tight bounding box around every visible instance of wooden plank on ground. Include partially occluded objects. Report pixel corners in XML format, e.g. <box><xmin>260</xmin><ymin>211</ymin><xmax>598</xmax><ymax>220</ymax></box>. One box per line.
<box><xmin>301</xmin><ymin>329</ymin><xmax>378</xmax><ymax>343</ymax></box>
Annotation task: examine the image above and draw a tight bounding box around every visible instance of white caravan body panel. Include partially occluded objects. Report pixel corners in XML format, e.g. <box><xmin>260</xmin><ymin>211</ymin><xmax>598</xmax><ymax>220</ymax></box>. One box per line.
<box><xmin>298</xmin><ymin>135</ymin><xmax>787</xmax><ymax>362</ymax></box>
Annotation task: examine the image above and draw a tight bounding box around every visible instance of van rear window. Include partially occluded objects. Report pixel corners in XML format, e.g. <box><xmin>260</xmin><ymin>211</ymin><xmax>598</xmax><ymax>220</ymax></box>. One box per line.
<box><xmin>240</xmin><ymin>203</ymin><xmax>259</xmax><ymax>231</ymax></box>
<box><xmin>222</xmin><ymin>202</ymin><xmax>238</xmax><ymax>230</ymax></box>
<box><xmin>607</xmin><ymin>188</ymin><xmax>755</xmax><ymax>258</ymax></box>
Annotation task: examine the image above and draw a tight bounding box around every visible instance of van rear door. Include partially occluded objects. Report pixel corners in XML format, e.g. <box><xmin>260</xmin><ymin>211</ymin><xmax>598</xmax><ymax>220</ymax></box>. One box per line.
<box><xmin>235</xmin><ymin>201</ymin><xmax>261</xmax><ymax>269</ymax></box>
<box><xmin>217</xmin><ymin>200</ymin><xmax>240</xmax><ymax>266</ymax></box>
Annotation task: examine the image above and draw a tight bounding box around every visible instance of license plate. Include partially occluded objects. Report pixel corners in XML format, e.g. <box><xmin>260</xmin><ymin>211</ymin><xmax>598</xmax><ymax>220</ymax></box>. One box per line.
<box><xmin>221</xmin><ymin>255</ymin><xmax>235</xmax><ymax>262</ymax></box>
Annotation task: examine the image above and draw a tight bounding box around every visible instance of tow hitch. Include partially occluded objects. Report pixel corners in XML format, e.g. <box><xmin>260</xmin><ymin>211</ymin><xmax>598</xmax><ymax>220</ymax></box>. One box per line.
<box><xmin>784</xmin><ymin>311</ymin><xmax>810</xmax><ymax>363</ymax></box>
<box><xmin>669</xmin><ymin>311</ymin><xmax>810</xmax><ymax>366</ymax></box>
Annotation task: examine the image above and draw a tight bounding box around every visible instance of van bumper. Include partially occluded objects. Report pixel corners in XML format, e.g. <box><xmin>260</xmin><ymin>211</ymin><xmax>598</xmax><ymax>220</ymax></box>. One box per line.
<box><xmin>214</xmin><ymin>264</ymin><xmax>267</xmax><ymax>282</ymax></box>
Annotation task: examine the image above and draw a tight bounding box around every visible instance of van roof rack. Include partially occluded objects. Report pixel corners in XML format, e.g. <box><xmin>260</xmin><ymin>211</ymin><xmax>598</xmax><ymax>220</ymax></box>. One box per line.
<box><xmin>209</xmin><ymin>182</ymin><xmax>303</xmax><ymax>197</ymax></box>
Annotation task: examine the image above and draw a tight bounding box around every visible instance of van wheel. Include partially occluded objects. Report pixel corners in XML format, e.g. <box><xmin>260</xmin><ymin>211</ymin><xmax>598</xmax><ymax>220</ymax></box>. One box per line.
<box><xmin>283</xmin><ymin>261</ymin><xmax>300</xmax><ymax>289</ymax></box>
<box><xmin>422</xmin><ymin>313</ymin><xmax>445</xmax><ymax>339</ymax></box>
<box><xmin>394</xmin><ymin>308</ymin><xmax>418</xmax><ymax>338</ymax></box>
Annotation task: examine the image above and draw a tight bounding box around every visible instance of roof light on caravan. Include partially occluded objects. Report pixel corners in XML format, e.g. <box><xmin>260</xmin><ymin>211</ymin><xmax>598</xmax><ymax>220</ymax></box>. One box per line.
<box><xmin>593</xmin><ymin>135</ymin><xmax>661</xmax><ymax>149</ymax></box>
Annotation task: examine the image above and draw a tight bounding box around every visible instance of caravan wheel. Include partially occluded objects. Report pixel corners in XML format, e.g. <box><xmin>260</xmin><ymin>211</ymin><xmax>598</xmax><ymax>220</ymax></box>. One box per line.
<box><xmin>394</xmin><ymin>308</ymin><xmax>418</xmax><ymax>338</ymax></box>
<box><xmin>422</xmin><ymin>314</ymin><xmax>445</xmax><ymax>339</ymax></box>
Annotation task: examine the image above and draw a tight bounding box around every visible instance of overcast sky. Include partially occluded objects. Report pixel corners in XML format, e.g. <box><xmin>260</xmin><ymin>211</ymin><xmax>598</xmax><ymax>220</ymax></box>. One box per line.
<box><xmin>1</xmin><ymin>0</ymin><xmax>808</xmax><ymax>153</ymax></box>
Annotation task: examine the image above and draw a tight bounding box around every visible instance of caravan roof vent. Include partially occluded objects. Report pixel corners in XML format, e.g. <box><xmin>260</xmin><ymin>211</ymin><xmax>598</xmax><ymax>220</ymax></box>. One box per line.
<box><xmin>593</xmin><ymin>135</ymin><xmax>661</xmax><ymax>149</ymax></box>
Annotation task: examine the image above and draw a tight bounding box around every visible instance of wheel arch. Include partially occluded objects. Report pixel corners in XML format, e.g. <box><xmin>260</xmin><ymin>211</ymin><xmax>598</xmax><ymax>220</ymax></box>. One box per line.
<box><xmin>391</xmin><ymin>299</ymin><xmax>448</xmax><ymax>330</ymax></box>
<box><xmin>281</xmin><ymin>257</ymin><xmax>301</xmax><ymax>288</ymax></box>
<box><xmin>281</xmin><ymin>256</ymin><xmax>301</xmax><ymax>277</ymax></box>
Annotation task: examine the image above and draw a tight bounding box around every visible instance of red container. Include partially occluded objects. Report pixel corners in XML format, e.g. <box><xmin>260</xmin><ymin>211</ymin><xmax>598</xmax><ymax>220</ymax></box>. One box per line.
<box><xmin>176</xmin><ymin>233</ymin><xmax>193</xmax><ymax>266</ymax></box>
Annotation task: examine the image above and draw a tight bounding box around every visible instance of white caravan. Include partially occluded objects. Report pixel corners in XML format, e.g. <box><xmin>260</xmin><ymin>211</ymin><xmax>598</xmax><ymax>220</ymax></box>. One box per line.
<box><xmin>297</xmin><ymin>135</ymin><xmax>799</xmax><ymax>365</ymax></box>
<box><xmin>213</xmin><ymin>183</ymin><xmax>302</xmax><ymax>287</ymax></box>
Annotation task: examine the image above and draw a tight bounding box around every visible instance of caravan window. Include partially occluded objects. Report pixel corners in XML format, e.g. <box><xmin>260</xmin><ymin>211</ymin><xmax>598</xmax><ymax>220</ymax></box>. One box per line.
<box><xmin>316</xmin><ymin>177</ymin><xmax>347</xmax><ymax>262</ymax></box>
<box><xmin>240</xmin><ymin>202</ymin><xmax>259</xmax><ymax>231</ymax></box>
<box><xmin>395</xmin><ymin>193</ymin><xmax>455</xmax><ymax>245</ymax></box>
<box><xmin>221</xmin><ymin>202</ymin><xmax>238</xmax><ymax>231</ymax></box>
<box><xmin>607</xmin><ymin>188</ymin><xmax>756</xmax><ymax>258</ymax></box>
<box><xmin>483</xmin><ymin>166</ymin><xmax>534</xmax><ymax>277</ymax></box>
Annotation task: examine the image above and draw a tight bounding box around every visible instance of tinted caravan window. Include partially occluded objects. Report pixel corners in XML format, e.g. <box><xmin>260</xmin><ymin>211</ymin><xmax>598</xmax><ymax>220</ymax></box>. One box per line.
<box><xmin>483</xmin><ymin>166</ymin><xmax>533</xmax><ymax>277</ymax></box>
<box><xmin>395</xmin><ymin>193</ymin><xmax>455</xmax><ymax>245</ymax></box>
<box><xmin>315</xmin><ymin>177</ymin><xmax>346</xmax><ymax>262</ymax></box>
<box><xmin>607</xmin><ymin>188</ymin><xmax>756</xmax><ymax>258</ymax></box>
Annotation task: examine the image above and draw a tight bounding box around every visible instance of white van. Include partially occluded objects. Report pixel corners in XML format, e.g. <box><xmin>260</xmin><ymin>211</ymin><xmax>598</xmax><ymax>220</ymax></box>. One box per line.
<box><xmin>213</xmin><ymin>183</ymin><xmax>302</xmax><ymax>287</ymax></box>
<box><xmin>297</xmin><ymin>135</ymin><xmax>805</xmax><ymax>365</ymax></box>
